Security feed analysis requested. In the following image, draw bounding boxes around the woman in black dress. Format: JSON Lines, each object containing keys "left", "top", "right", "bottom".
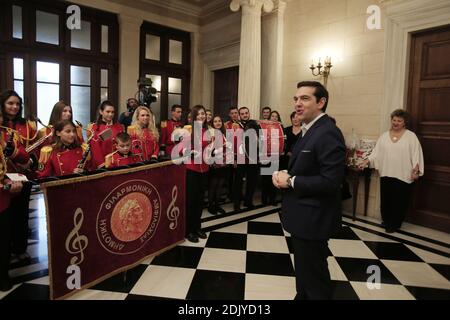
{"left": 281, "top": 111, "right": 302, "bottom": 169}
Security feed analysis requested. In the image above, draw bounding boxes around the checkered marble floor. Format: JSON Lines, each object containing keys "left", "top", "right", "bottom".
{"left": 1, "top": 192, "right": 449, "bottom": 300}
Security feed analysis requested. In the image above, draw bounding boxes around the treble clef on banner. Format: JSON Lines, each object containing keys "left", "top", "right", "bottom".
{"left": 167, "top": 186, "right": 180, "bottom": 230}
{"left": 65, "top": 208, "right": 89, "bottom": 265}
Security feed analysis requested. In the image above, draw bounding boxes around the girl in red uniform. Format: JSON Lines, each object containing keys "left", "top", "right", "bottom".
{"left": 207, "top": 115, "right": 229, "bottom": 215}
{"left": 31, "top": 101, "right": 84, "bottom": 163}
{"left": 87, "top": 100, "right": 124, "bottom": 168}
{"left": 36, "top": 101, "right": 84, "bottom": 146}
{"left": 0, "top": 90, "right": 34, "bottom": 261}
{"left": 38, "top": 120, "right": 92, "bottom": 178}
{"left": 127, "top": 106, "right": 159, "bottom": 162}
{"left": 0, "top": 110, "right": 23, "bottom": 291}
{"left": 185, "top": 105, "right": 212, "bottom": 243}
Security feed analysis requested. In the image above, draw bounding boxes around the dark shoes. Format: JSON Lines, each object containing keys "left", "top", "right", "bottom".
{"left": 186, "top": 233, "right": 199, "bottom": 243}
{"left": 0, "top": 276, "right": 12, "bottom": 292}
{"left": 243, "top": 202, "right": 255, "bottom": 210}
{"left": 208, "top": 206, "right": 218, "bottom": 215}
{"left": 18, "top": 252, "right": 31, "bottom": 262}
{"left": 208, "top": 204, "right": 225, "bottom": 215}
{"left": 385, "top": 227, "right": 397, "bottom": 233}
{"left": 216, "top": 206, "right": 226, "bottom": 215}
{"left": 196, "top": 230, "right": 207, "bottom": 239}
{"left": 186, "top": 230, "right": 207, "bottom": 242}
{"left": 10, "top": 252, "right": 31, "bottom": 264}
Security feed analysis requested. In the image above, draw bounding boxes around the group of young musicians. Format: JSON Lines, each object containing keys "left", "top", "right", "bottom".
{"left": 0, "top": 89, "right": 289, "bottom": 289}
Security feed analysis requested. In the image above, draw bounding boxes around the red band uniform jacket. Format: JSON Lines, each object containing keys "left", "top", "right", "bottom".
{"left": 0, "top": 145, "right": 10, "bottom": 212}
{"left": 37, "top": 144, "right": 92, "bottom": 178}
{"left": 104, "top": 151, "right": 142, "bottom": 169}
{"left": 87, "top": 122, "right": 124, "bottom": 168}
{"left": 160, "top": 119, "right": 183, "bottom": 157}
{"left": 127, "top": 125, "right": 159, "bottom": 161}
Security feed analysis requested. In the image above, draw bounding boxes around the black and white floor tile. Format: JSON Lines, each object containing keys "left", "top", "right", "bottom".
{"left": 1, "top": 192, "right": 449, "bottom": 300}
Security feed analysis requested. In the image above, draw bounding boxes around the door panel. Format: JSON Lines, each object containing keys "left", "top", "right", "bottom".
{"left": 213, "top": 66, "right": 239, "bottom": 121}
{"left": 407, "top": 25, "right": 450, "bottom": 232}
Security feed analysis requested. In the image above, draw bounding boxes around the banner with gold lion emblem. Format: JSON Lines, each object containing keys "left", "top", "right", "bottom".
{"left": 40, "top": 161, "right": 186, "bottom": 300}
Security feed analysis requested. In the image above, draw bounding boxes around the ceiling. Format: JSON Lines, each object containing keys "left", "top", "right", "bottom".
{"left": 140, "top": 0, "right": 229, "bottom": 15}
{"left": 107, "top": 0, "right": 233, "bottom": 25}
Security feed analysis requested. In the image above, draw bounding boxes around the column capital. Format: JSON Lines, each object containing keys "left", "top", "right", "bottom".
{"left": 277, "top": 0, "right": 287, "bottom": 14}
{"left": 230, "top": 0, "right": 274, "bottom": 13}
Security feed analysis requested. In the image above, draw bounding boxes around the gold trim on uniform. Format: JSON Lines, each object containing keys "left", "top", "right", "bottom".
{"left": 38, "top": 146, "right": 53, "bottom": 171}
{"left": 104, "top": 150, "right": 117, "bottom": 169}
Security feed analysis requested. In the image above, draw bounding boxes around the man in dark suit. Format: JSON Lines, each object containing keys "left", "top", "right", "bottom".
{"left": 233, "top": 107, "right": 260, "bottom": 211}
{"left": 273, "top": 81, "right": 345, "bottom": 300}
{"left": 118, "top": 98, "right": 139, "bottom": 130}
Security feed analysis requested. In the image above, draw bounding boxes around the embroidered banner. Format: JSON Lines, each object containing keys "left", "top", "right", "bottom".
{"left": 41, "top": 161, "right": 186, "bottom": 300}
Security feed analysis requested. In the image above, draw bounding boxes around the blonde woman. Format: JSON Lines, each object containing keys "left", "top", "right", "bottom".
{"left": 127, "top": 106, "right": 159, "bottom": 162}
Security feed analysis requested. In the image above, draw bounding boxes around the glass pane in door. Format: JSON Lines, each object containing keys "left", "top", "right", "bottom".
{"left": 169, "top": 40, "right": 182, "bottom": 64}
{"left": 101, "top": 25, "right": 109, "bottom": 53}
{"left": 71, "top": 86, "right": 91, "bottom": 129}
{"left": 101, "top": 69, "right": 108, "bottom": 87}
{"left": 36, "top": 61, "right": 59, "bottom": 83}
{"left": 71, "top": 20, "right": 91, "bottom": 50}
{"left": 12, "top": 6, "right": 23, "bottom": 39}
{"left": 168, "top": 77, "right": 182, "bottom": 93}
{"left": 36, "top": 11, "right": 59, "bottom": 45}
{"left": 70, "top": 65, "right": 91, "bottom": 86}
{"left": 13, "top": 58, "right": 24, "bottom": 79}
{"left": 37, "top": 83, "right": 60, "bottom": 125}
{"left": 145, "top": 35, "right": 160, "bottom": 60}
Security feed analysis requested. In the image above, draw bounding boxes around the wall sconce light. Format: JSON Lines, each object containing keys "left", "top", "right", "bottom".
{"left": 310, "top": 56, "right": 332, "bottom": 88}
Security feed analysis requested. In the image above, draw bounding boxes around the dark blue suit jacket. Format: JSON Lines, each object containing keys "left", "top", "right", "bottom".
{"left": 281, "top": 114, "right": 346, "bottom": 240}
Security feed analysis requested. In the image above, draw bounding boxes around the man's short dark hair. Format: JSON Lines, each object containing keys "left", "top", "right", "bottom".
{"left": 171, "top": 104, "right": 182, "bottom": 112}
{"left": 229, "top": 106, "right": 238, "bottom": 112}
{"left": 297, "top": 81, "right": 329, "bottom": 112}
{"left": 262, "top": 106, "right": 271, "bottom": 112}
{"left": 238, "top": 107, "right": 249, "bottom": 113}
{"left": 116, "top": 132, "right": 131, "bottom": 143}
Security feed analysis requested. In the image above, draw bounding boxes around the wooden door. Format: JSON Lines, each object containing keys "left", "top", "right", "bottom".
{"left": 407, "top": 25, "right": 450, "bottom": 233}
{"left": 213, "top": 66, "right": 238, "bottom": 120}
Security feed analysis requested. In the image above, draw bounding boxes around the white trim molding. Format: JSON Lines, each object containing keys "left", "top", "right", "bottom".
{"left": 381, "top": 0, "right": 450, "bottom": 132}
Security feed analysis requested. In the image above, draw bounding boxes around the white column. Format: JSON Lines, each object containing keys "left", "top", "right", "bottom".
{"left": 190, "top": 32, "right": 205, "bottom": 107}
{"left": 261, "top": 0, "right": 286, "bottom": 110}
{"left": 230, "top": 0, "right": 274, "bottom": 119}
{"left": 274, "top": 1, "right": 286, "bottom": 109}
{"left": 118, "top": 14, "right": 142, "bottom": 113}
